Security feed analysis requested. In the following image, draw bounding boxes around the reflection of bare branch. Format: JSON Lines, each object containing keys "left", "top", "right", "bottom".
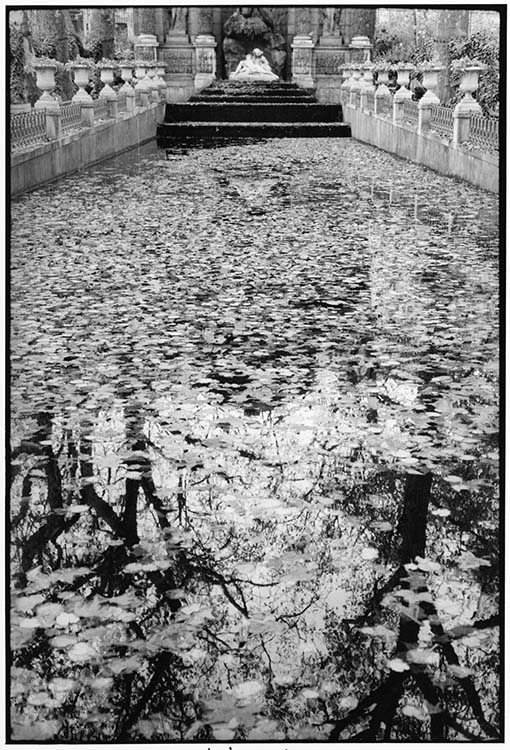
{"left": 276, "top": 595, "right": 318, "bottom": 622}
{"left": 447, "top": 719, "right": 483, "bottom": 741}
{"left": 260, "top": 635, "right": 273, "bottom": 688}
{"left": 12, "top": 474, "right": 32, "bottom": 527}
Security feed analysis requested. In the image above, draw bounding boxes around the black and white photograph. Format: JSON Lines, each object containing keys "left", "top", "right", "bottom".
{"left": 7, "top": 2, "right": 502, "bottom": 743}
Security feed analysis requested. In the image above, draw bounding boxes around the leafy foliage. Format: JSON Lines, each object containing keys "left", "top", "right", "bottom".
{"left": 9, "top": 23, "right": 27, "bottom": 104}
{"left": 448, "top": 30, "right": 500, "bottom": 114}
{"left": 10, "top": 138, "right": 499, "bottom": 741}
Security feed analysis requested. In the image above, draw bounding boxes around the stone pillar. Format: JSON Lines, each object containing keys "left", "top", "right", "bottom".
{"left": 194, "top": 34, "right": 217, "bottom": 91}
{"left": 134, "top": 33, "right": 158, "bottom": 62}
{"left": 197, "top": 7, "right": 214, "bottom": 36}
{"left": 375, "top": 86, "right": 391, "bottom": 117}
{"left": 417, "top": 77, "right": 441, "bottom": 135}
{"left": 292, "top": 36, "right": 315, "bottom": 88}
{"left": 393, "top": 96, "right": 404, "bottom": 124}
{"left": 154, "top": 9, "right": 166, "bottom": 43}
{"left": 80, "top": 100, "right": 94, "bottom": 127}
{"left": 453, "top": 100, "right": 480, "bottom": 147}
{"left": 418, "top": 99, "right": 434, "bottom": 134}
{"left": 349, "top": 66, "right": 362, "bottom": 106}
{"left": 349, "top": 35, "right": 372, "bottom": 65}
{"left": 106, "top": 96, "right": 118, "bottom": 119}
{"left": 360, "top": 64, "right": 375, "bottom": 111}
{"left": 139, "top": 8, "right": 156, "bottom": 35}
{"left": 44, "top": 103, "right": 61, "bottom": 140}
{"left": 134, "top": 63, "right": 150, "bottom": 107}
{"left": 188, "top": 7, "right": 201, "bottom": 40}
{"left": 295, "top": 6, "right": 312, "bottom": 36}
{"left": 159, "top": 8, "right": 194, "bottom": 103}
{"left": 344, "top": 8, "right": 376, "bottom": 45}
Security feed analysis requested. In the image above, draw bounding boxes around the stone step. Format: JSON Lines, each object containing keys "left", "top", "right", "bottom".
{"left": 189, "top": 94, "right": 316, "bottom": 103}
{"left": 157, "top": 121, "right": 352, "bottom": 143}
{"left": 198, "top": 87, "right": 315, "bottom": 98}
{"left": 164, "top": 102, "right": 344, "bottom": 124}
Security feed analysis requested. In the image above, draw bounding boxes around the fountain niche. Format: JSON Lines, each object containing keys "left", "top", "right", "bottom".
{"left": 222, "top": 7, "right": 287, "bottom": 79}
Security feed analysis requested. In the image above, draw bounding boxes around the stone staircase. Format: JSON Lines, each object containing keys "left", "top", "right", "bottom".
{"left": 156, "top": 81, "right": 351, "bottom": 143}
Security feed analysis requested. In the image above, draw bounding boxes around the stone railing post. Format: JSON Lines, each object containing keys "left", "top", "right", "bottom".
{"left": 417, "top": 70, "right": 442, "bottom": 135}
{"left": 44, "top": 102, "right": 61, "bottom": 140}
{"left": 349, "top": 67, "right": 362, "bottom": 107}
{"left": 374, "top": 88, "right": 390, "bottom": 116}
{"left": 119, "top": 66, "right": 136, "bottom": 113}
{"left": 360, "top": 63, "right": 375, "bottom": 111}
{"left": 418, "top": 99, "right": 434, "bottom": 134}
{"left": 134, "top": 65, "right": 150, "bottom": 108}
{"left": 194, "top": 34, "right": 217, "bottom": 91}
{"left": 98, "top": 88, "right": 118, "bottom": 118}
{"left": 453, "top": 105, "right": 473, "bottom": 148}
{"left": 393, "top": 69, "right": 412, "bottom": 124}
{"left": 79, "top": 100, "right": 95, "bottom": 127}
{"left": 340, "top": 68, "right": 351, "bottom": 106}
{"left": 291, "top": 35, "right": 315, "bottom": 89}
{"left": 393, "top": 96, "right": 404, "bottom": 124}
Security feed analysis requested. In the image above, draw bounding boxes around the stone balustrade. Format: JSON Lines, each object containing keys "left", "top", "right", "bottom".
{"left": 10, "top": 56, "right": 168, "bottom": 154}
{"left": 342, "top": 62, "right": 498, "bottom": 156}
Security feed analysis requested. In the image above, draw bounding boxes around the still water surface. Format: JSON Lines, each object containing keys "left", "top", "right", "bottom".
{"left": 10, "top": 138, "right": 499, "bottom": 741}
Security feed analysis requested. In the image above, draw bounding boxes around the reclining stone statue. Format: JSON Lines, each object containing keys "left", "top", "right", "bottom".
{"left": 229, "top": 48, "right": 279, "bottom": 81}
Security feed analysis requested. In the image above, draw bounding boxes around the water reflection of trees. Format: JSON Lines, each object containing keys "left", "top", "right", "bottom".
{"left": 11, "top": 140, "right": 499, "bottom": 741}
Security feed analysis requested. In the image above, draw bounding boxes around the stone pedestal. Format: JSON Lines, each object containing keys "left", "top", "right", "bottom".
{"left": 158, "top": 43, "right": 194, "bottom": 102}
{"left": 349, "top": 35, "right": 372, "bottom": 64}
{"left": 418, "top": 99, "right": 434, "bottom": 134}
{"left": 194, "top": 33, "right": 217, "bottom": 91}
{"left": 44, "top": 105, "right": 61, "bottom": 140}
{"left": 134, "top": 33, "right": 158, "bottom": 62}
{"left": 291, "top": 35, "right": 315, "bottom": 88}
{"left": 453, "top": 99, "right": 480, "bottom": 147}
{"left": 79, "top": 100, "right": 94, "bottom": 127}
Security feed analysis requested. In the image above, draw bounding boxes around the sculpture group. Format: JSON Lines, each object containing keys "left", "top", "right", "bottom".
{"left": 230, "top": 48, "right": 279, "bottom": 81}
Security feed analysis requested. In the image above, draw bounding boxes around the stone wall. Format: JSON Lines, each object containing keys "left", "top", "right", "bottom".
{"left": 11, "top": 103, "right": 165, "bottom": 196}
{"left": 344, "top": 104, "right": 498, "bottom": 193}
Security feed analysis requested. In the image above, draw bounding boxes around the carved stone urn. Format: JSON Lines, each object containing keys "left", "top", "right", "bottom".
{"left": 33, "top": 61, "right": 59, "bottom": 110}
{"left": 459, "top": 66, "right": 483, "bottom": 98}
{"left": 99, "top": 65, "right": 116, "bottom": 99}
{"left": 421, "top": 66, "right": 443, "bottom": 105}
{"left": 71, "top": 64, "right": 92, "bottom": 102}
{"left": 394, "top": 66, "right": 413, "bottom": 100}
